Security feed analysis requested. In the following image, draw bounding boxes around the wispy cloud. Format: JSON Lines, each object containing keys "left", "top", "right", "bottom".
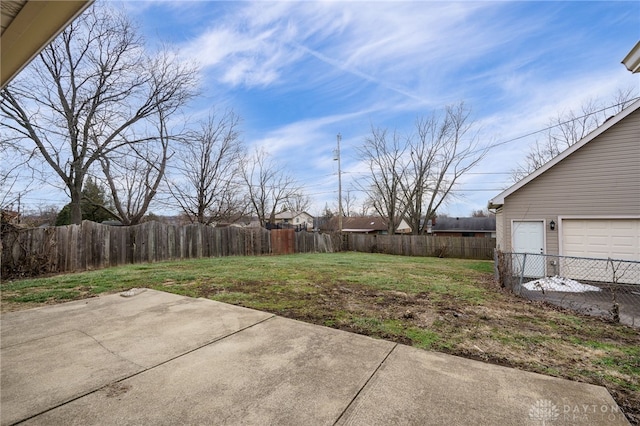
{"left": 250, "top": 107, "right": 383, "bottom": 156}
{"left": 128, "top": 1, "right": 640, "bottom": 215}
{"left": 178, "top": 1, "right": 507, "bottom": 95}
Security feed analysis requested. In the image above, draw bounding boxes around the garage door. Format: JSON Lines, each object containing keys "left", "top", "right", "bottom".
{"left": 561, "top": 219, "right": 639, "bottom": 283}
{"left": 562, "top": 219, "right": 640, "bottom": 261}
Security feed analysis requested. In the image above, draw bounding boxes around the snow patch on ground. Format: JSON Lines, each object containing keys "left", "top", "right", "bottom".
{"left": 523, "top": 276, "right": 601, "bottom": 293}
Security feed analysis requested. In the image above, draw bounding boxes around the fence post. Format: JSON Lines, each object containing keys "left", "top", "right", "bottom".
{"left": 519, "top": 253, "right": 527, "bottom": 289}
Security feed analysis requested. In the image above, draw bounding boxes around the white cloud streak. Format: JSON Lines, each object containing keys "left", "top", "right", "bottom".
{"left": 116, "top": 1, "right": 640, "bottom": 215}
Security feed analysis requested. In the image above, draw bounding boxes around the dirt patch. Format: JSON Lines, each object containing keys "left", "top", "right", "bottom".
{"left": 101, "top": 382, "right": 131, "bottom": 398}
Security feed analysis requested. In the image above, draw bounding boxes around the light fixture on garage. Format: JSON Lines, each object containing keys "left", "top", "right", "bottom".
{"left": 550, "top": 220, "right": 556, "bottom": 231}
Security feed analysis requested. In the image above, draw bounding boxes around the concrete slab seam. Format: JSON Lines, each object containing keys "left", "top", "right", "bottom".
{"left": 0, "top": 329, "right": 81, "bottom": 350}
{"left": 77, "top": 329, "right": 146, "bottom": 369}
{"left": 332, "top": 343, "right": 398, "bottom": 426}
{"left": 7, "top": 369, "right": 139, "bottom": 426}
{"left": 9, "top": 314, "right": 277, "bottom": 426}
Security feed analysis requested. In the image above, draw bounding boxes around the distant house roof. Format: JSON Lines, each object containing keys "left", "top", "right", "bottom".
{"left": 319, "top": 216, "right": 410, "bottom": 233}
{"left": 488, "top": 99, "right": 640, "bottom": 209}
{"left": 341, "top": 216, "right": 388, "bottom": 233}
{"left": 274, "top": 211, "right": 311, "bottom": 220}
{"left": 432, "top": 217, "right": 496, "bottom": 233}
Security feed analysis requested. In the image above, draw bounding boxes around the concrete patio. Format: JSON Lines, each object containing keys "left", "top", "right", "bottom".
{"left": 0, "top": 289, "right": 629, "bottom": 425}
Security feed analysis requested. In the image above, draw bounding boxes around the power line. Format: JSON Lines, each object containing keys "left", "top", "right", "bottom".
{"left": 478, "top": 97, "right": 640, "bottom": 153}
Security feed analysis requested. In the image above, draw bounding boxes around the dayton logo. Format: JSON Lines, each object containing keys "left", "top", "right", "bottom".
{"left": 529, "top": 399, "right": 559, "bottom": 425}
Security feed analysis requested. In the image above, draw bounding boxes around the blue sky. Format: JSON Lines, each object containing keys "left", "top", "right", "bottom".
{"left": 15, "top": 1, "right": 640, "bottom": 217}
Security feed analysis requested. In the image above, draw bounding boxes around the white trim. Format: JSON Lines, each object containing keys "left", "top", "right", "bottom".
{"left": 558, "top": 216, "right": 640, "bottom": 257}
{"left": 488, "top": 99, "right": 640, "bottom": 209}
{"left": 622, "top": 41, "right": 640, "bottom": 73}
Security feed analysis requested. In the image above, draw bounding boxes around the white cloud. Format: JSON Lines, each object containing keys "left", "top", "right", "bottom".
{"left": 21, "top": 1, "right": 637, "bottom": 218}
{"left": 250, "top": 107, "right": 382, "bottom": 155}
{"left": 177, "top": 1, "right": 509, "bottom": 94}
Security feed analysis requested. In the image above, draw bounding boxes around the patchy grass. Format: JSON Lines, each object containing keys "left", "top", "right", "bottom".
{"left": 1, "top": 252, "right": 639, "bottom": 423}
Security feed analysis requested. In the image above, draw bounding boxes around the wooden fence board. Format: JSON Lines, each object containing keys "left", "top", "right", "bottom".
{"left": 1, "top": 222, "right": 335, "bottom": 278}
{"left": 344, "top": 233, "right": 494, "bottom": 260}
{"left": 2, "top": 221, "right": 490, "bottom": 279}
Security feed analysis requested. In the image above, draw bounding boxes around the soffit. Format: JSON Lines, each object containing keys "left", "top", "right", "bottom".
{"left": 1, "top": 0, "right": 92, "bottom": 88}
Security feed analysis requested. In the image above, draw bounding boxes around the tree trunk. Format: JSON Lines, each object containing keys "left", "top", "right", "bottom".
{"left": 69, "top": 187, "right": 83, "bottom": 225}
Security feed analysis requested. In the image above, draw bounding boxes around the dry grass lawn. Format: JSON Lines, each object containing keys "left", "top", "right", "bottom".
{"left": 2, "top": 252, "right": 638, "bottom": 423}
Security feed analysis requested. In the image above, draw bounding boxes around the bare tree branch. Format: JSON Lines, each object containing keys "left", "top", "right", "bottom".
{"left": 357, "top": 102, "right": 485, "bottom": 235}
{"left": 240, "top": 147, "right": 300, "bottom": 227}
{"left": 284, "top": 192, "right": 312, "bottom": 214}
{"left": 0, "top": 4, "right": 198, "bottom": 224}
{"left": 168, "top": 109, "right": 246, "bottom": 225}
{"left": 355, "top": 126, "right": 408, "bottom": 234}
{"left": 511, "top": 89, "right": 638, "bottom": 182}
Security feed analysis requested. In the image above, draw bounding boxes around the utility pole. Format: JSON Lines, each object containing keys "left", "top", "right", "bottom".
{"left": 335, "top": 133, "right": 343, "bottom": 233}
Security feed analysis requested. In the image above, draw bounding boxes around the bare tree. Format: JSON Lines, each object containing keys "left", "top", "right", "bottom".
{"left": 284, "top": 192, "right": 312, "bottom": 213}
{"left": 357, "top": 204, "right": 370, "bottom": 216}
{"left": 338, "top": 189, "right": 358, "bottom": 217}
{"left": 402, "top": 103, "right": 485, "bottom": 234}
{"left": 357, "top": 102, "right": 485, "bottom": 235}
{"left": 471, "top": 209, "right": 491, "bottom": 217}
{"left": 512, "top": 88, "right": 638, "bottom": 181}
{"left": 0, "top": 140, "right": 33, "bottom": 209}
{"left": 98, "top": 121, "right": 169, "bottom": 225}
{"left": 0, "top": 5, "right": 198, "bottom": 224}
{"left": 356, "top": 127, "right": 408, "bottom": 234}
{"left": 20, "top": 204, "right": 59, "bottom": 227}
{"left": 241, "top": 147, "right": 300, "bottom": 227}
{"left": 168, "top": 109, "right": 245, "bottom": 225}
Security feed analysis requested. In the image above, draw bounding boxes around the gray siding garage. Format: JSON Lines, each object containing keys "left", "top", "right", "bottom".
{"left": 489, "top": 100, "right": 640, "bottom": 261}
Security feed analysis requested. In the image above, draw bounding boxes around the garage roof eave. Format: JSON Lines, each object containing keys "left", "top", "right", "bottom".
{"left": 1, "top": 0, "right": 94, "bottom": 88}
{"left": 622, "top": 41, "right": 640, "bottom": 74}
{"left": 487, "top": 99, "right": 640, "bottom": 211}
{"left": 488, "top": 199, "right": 503, "bottom": 210}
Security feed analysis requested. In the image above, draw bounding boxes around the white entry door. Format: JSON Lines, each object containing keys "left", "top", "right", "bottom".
{"left": 512, "top": 221, "right": 545, "bottom": 277}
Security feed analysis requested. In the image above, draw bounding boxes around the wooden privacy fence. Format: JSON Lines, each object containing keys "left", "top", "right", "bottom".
{"left": 344, "top": 233, "right": 495, "bottom": 260}
{"left": 1, "top": 221, "right": 335, "bottom": 278}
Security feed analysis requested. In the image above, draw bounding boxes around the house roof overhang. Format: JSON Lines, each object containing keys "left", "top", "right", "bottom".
{"left": 622, "top": 41, "right": 640, "bottom": 74}
{"left": 488, "top": 99, "right": 640, "bottom": 210}
{"left": 1, "top": 0, "right": 93, "bottom": 88}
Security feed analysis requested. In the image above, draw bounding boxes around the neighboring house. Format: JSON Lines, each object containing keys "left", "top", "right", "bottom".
{"left": 431, "top": 217, "right": 496, "bottom": 238}
{"left": 273, "top": 211, "right": 314, "bottom": 231}
{"left": 339, "top": 216, "right": 412, "bottom": 235}
{"left": 488, "top": 99, "right": 640, "bottom": 262}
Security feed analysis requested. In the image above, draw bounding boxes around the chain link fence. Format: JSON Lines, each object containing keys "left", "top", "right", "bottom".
{"left": 495, "top": 251, "right": 640, "bottom": 328}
